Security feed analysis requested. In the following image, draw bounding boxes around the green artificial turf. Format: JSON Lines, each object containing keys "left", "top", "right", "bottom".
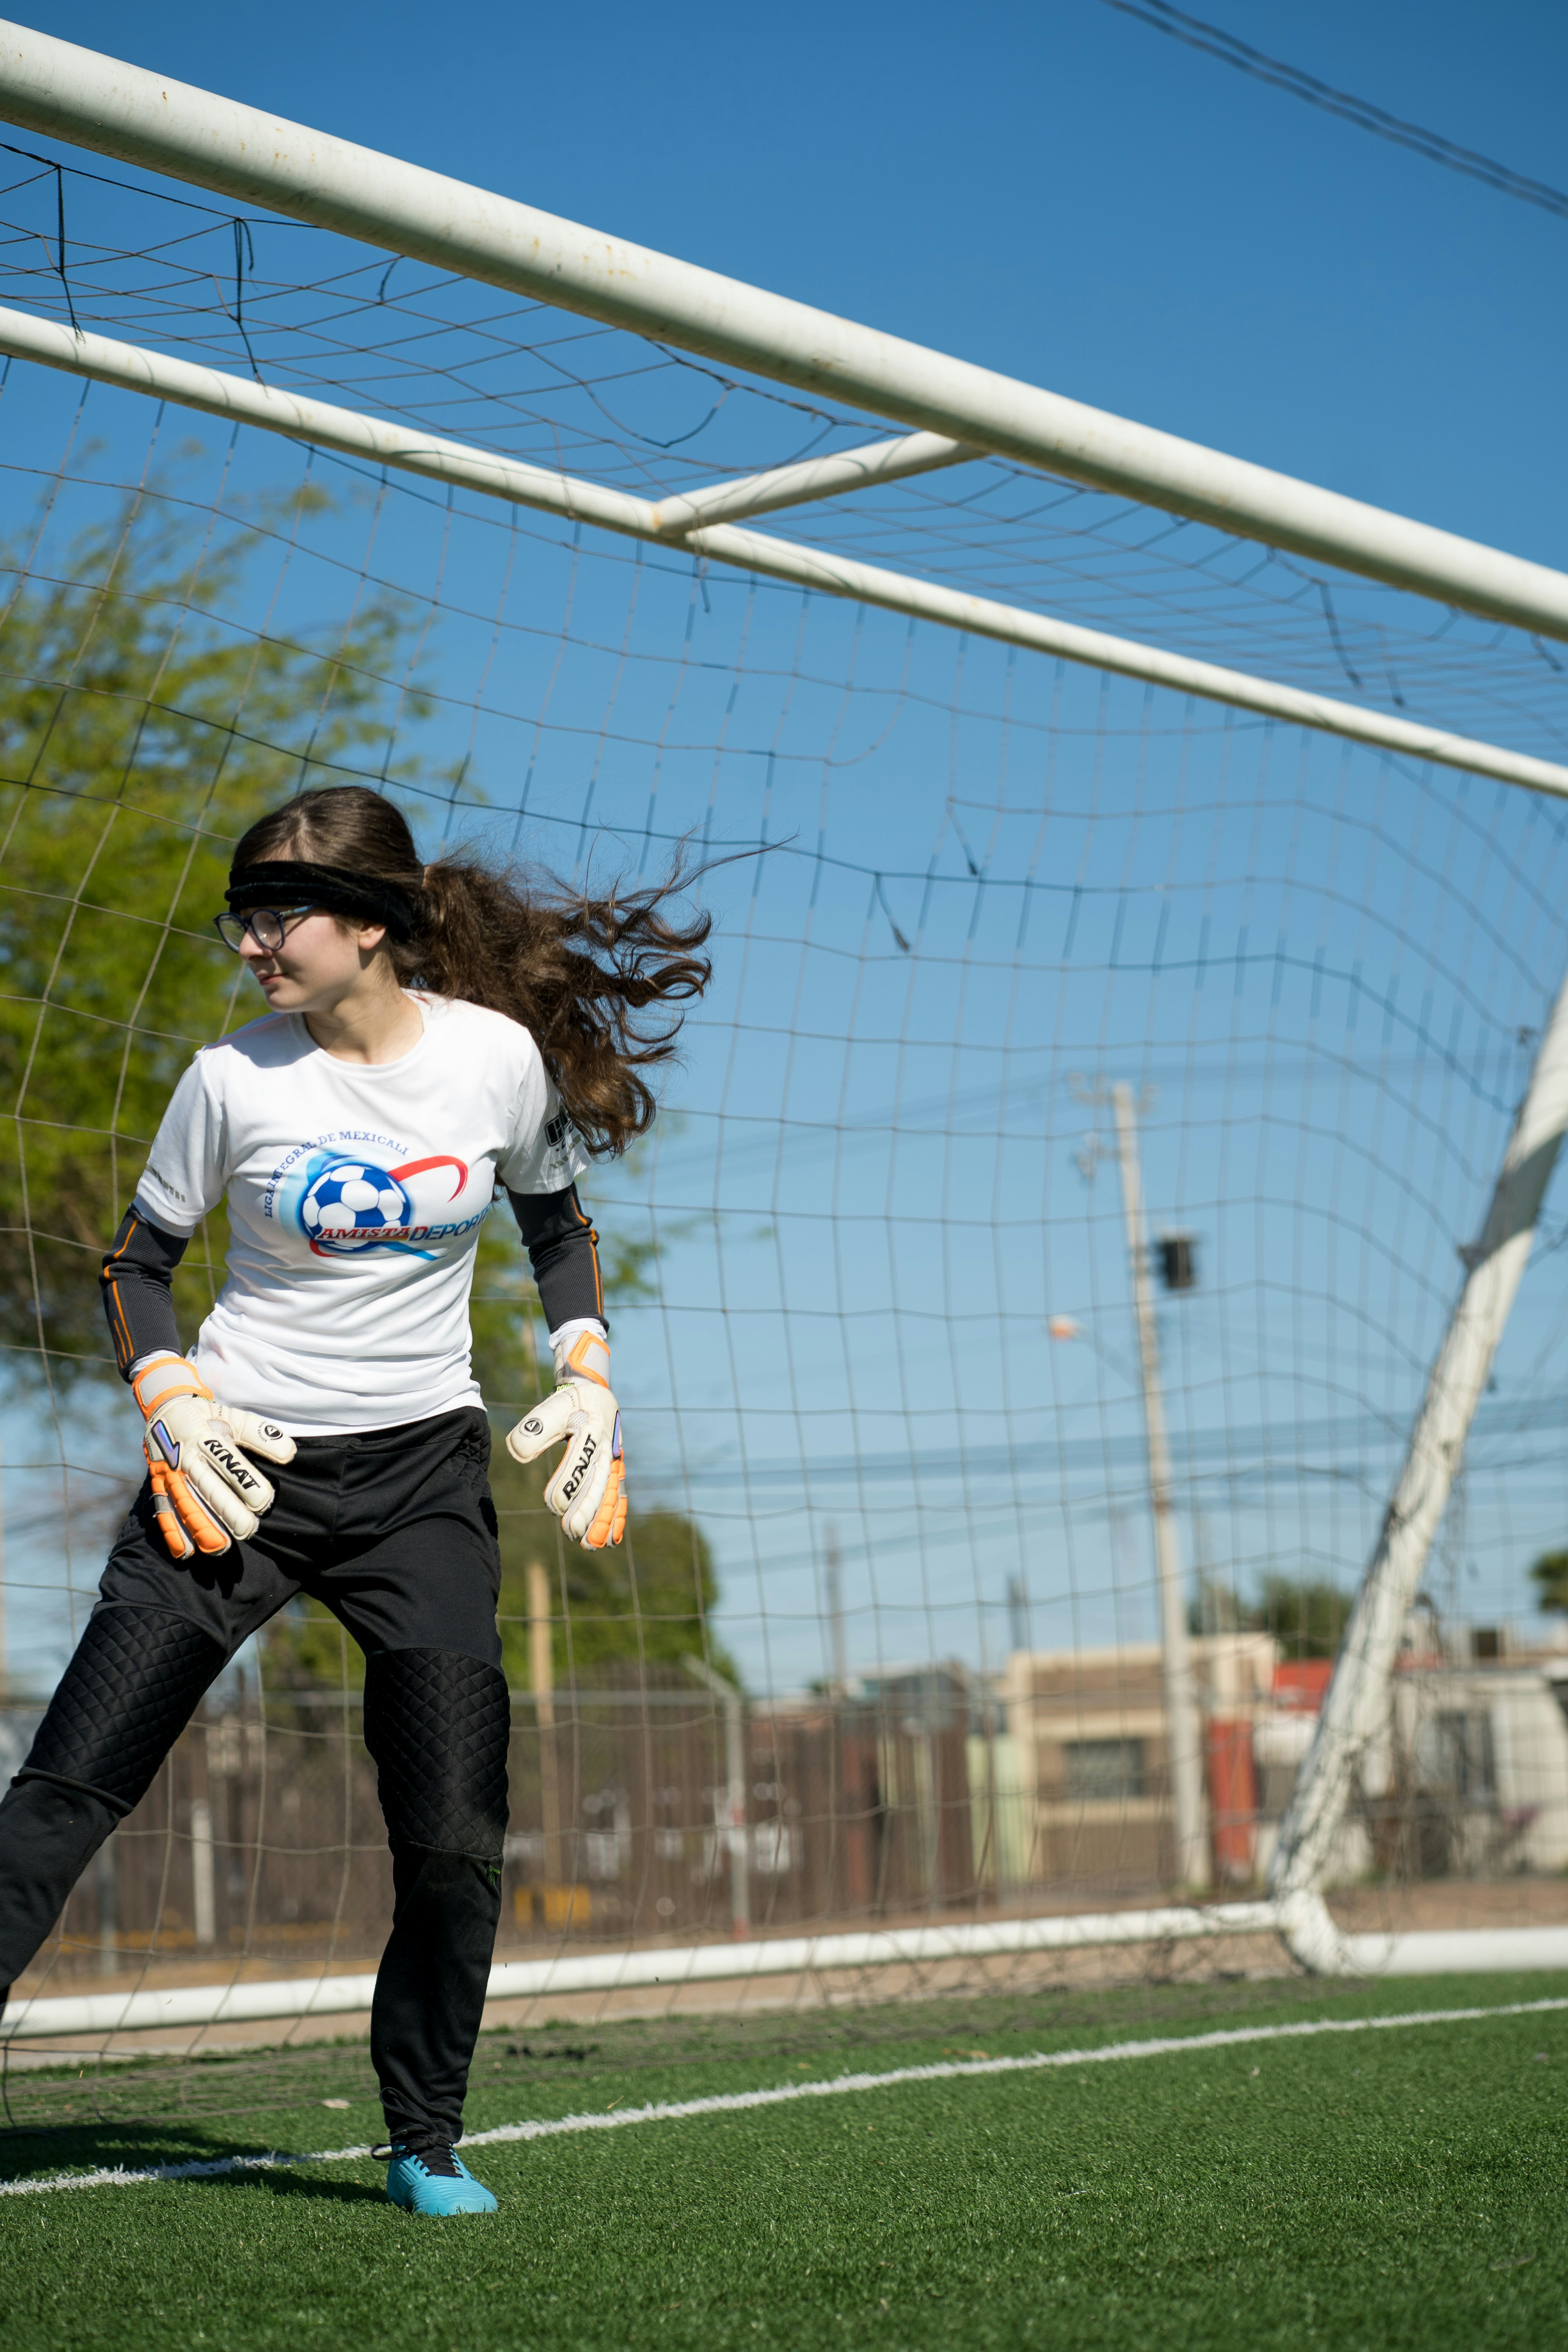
{"left": 1, "top": 1972, "right": 1565, "bottom": 2350}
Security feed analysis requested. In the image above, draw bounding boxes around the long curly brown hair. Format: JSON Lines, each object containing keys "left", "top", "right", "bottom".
{"left": 232, "top": 786, "right": 712, "bottom": 1156}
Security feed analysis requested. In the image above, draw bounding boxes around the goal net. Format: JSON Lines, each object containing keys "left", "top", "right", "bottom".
{"left": 2, "top": 129, "right": 1568, "bottom": 2094}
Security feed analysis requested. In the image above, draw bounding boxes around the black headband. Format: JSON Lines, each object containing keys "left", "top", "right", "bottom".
{"left": 225, "top": 860, "right": 421, "bottom": 944}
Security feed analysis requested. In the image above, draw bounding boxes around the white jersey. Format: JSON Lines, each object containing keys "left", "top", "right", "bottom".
{"left": 134, "top": 992, "right": 586, "bottom": 1434}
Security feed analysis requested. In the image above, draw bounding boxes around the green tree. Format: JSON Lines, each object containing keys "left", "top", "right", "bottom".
{"left": 1530, "top": 1550, "right": 1568, "bottom": 1614}
{"left": 1187, "top": 1574, "right": 1239, "bottom": 1637}
{"left": 1242, "top": 1573, "right": 1354, "bottom": 1661}
{"left": 0, "top": 480, "right": 427, "bottom": 1385}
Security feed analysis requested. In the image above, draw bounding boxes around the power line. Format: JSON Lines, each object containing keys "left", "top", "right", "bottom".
{"left": 1100, "top": 0, "right": 1568, "bottom": 224}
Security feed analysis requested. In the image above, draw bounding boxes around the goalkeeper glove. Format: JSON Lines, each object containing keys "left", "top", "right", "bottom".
{"left": 132, "top": 1353, "right": 296, "bottom": 1561}
{"left": 505, "top": 1329, "right": 626, "bottom": 1549}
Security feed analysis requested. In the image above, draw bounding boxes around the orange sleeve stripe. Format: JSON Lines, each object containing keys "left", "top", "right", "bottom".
{"left": 107, "top": 1281, "right": 133, "bottom": 1370}
{"left": 105, "top": 1213, "right": 142, "bottom": 1368}
{"left": 568, "top": 1192, "right": 605, "bottom": 1317}
{"left": 105, "top": 1214, "right": 143, "bottom": 1265}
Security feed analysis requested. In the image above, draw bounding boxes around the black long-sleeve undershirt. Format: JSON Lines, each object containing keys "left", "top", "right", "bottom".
{"left": 100, "top": 1185, "right": 606, "bottom": 1381}
{"left": 507, "top": 1183, "right": 606, "bottom": 1334}
{"left": 101, "top": 1203, "right": 186, "bottom": 1377}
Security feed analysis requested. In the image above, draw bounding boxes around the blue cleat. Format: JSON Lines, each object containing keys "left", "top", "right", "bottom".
{"left": 385, "top": 2137, "right": 498, "bottom": 2216}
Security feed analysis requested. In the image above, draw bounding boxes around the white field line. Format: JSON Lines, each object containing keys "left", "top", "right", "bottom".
{"left": 4, "top": 1994, "right": 1565, "bottom": 2201}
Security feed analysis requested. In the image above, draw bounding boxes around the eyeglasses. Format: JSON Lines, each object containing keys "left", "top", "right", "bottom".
{"left": 212, "top": 905, "right": 318, "bottom": 955}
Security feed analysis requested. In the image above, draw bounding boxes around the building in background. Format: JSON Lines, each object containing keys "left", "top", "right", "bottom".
{"left": 998, "top": 1635, "right": 1277, "bottom": 1893}
{"left": 999, "top": 1622, "right": 1568, "bottom": 1893}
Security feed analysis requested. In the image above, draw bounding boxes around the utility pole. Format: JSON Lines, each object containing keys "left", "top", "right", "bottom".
{"left": 1109, "top": 1083, "right": 1210, "bottom": 1892}
{"left": 824, "top": 1524, "right": 848, "bottom": 1696}
{"left": 527, "top": 1561, "right": 560, "bottom": 1879}
{"left": 686, "top": 1654, "right": 750, "bottom": 1938}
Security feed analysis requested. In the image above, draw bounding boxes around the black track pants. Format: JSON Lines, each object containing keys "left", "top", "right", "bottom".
{"left": 0, "top": 1407, "right": 511, "bottom": 2145}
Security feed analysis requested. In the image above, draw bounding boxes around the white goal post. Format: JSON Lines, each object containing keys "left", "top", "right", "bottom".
{"left": 2, "top": 23, "right": 1568, "bottom": 2042}
{"left": 1269, "top": 963, "right": 1568, "bottom": 1969}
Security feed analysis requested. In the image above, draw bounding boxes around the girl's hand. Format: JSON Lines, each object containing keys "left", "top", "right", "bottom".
{"left": 506, "top": 1330, "right": 626, "bottom": 1549}
{"left": 132, "top": 1353, "right": 296, "bottom": 1560}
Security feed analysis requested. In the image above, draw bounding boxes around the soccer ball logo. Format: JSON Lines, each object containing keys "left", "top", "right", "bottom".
{"left": 300, "top": 1160, "right": 411, "bottom": 1255}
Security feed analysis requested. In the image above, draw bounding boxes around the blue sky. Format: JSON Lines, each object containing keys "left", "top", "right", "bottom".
{"left": 6, "top": 2, "right": 1568, "bottom": 1694}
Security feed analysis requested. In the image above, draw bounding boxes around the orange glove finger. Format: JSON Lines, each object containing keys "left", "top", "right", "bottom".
{"left": 148, "top": 1462, "right": 196, "bottom": 1562}
{"left": 148, "top": 1453, "right": 231, "bottom": 1558}
{"left": 134, "top": 1352, "right": 288, "bottom": 1547}
{"left": 583, "top": 1456, "right": 625, "bottom": 1550}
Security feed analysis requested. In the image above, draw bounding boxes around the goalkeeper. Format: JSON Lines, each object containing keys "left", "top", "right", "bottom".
{"left": 0, "top": 784, "right": 710, "bottom": 2217}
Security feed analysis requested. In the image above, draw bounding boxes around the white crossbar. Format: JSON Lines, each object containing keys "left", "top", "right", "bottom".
{"left": 0, "top": 302, "right": 1563, "bottom": 802}
{"left": 4, "top": 24, "right": 1568, "bottom": 639}
{"left": 1, "top": 1903, "right": 1285, "bottom": 2038}
{"left": 648, "top": 433, "right": 976, "bottom": 534}
{"left": 8, "top": 1904, "right": 1568, "bottom": 2040}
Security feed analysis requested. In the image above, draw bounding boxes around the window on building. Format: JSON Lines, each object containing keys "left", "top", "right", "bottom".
{"left": 1436, "top": 1711, "right": 1496, "bottom": 1802}
{"left": 1064, "top": 1737, "right": 1146, "bottom": 1802}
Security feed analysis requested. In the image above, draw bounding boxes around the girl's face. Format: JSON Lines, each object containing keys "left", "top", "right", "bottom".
{"left": 237, "top": 906, "right": 392, "bottom": 1014}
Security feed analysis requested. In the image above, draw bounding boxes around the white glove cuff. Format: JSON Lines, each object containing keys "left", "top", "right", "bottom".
{"left": 551, "top": 1322, "right": 610, "bottom": 1386}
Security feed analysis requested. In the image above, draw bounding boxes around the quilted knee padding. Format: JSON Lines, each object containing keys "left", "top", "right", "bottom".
{"left": 19, "top": 1606, "right": 225, "bottom": 1814}
{"left": 363, "top": 1648, "right": 510, "bottom": 1861}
